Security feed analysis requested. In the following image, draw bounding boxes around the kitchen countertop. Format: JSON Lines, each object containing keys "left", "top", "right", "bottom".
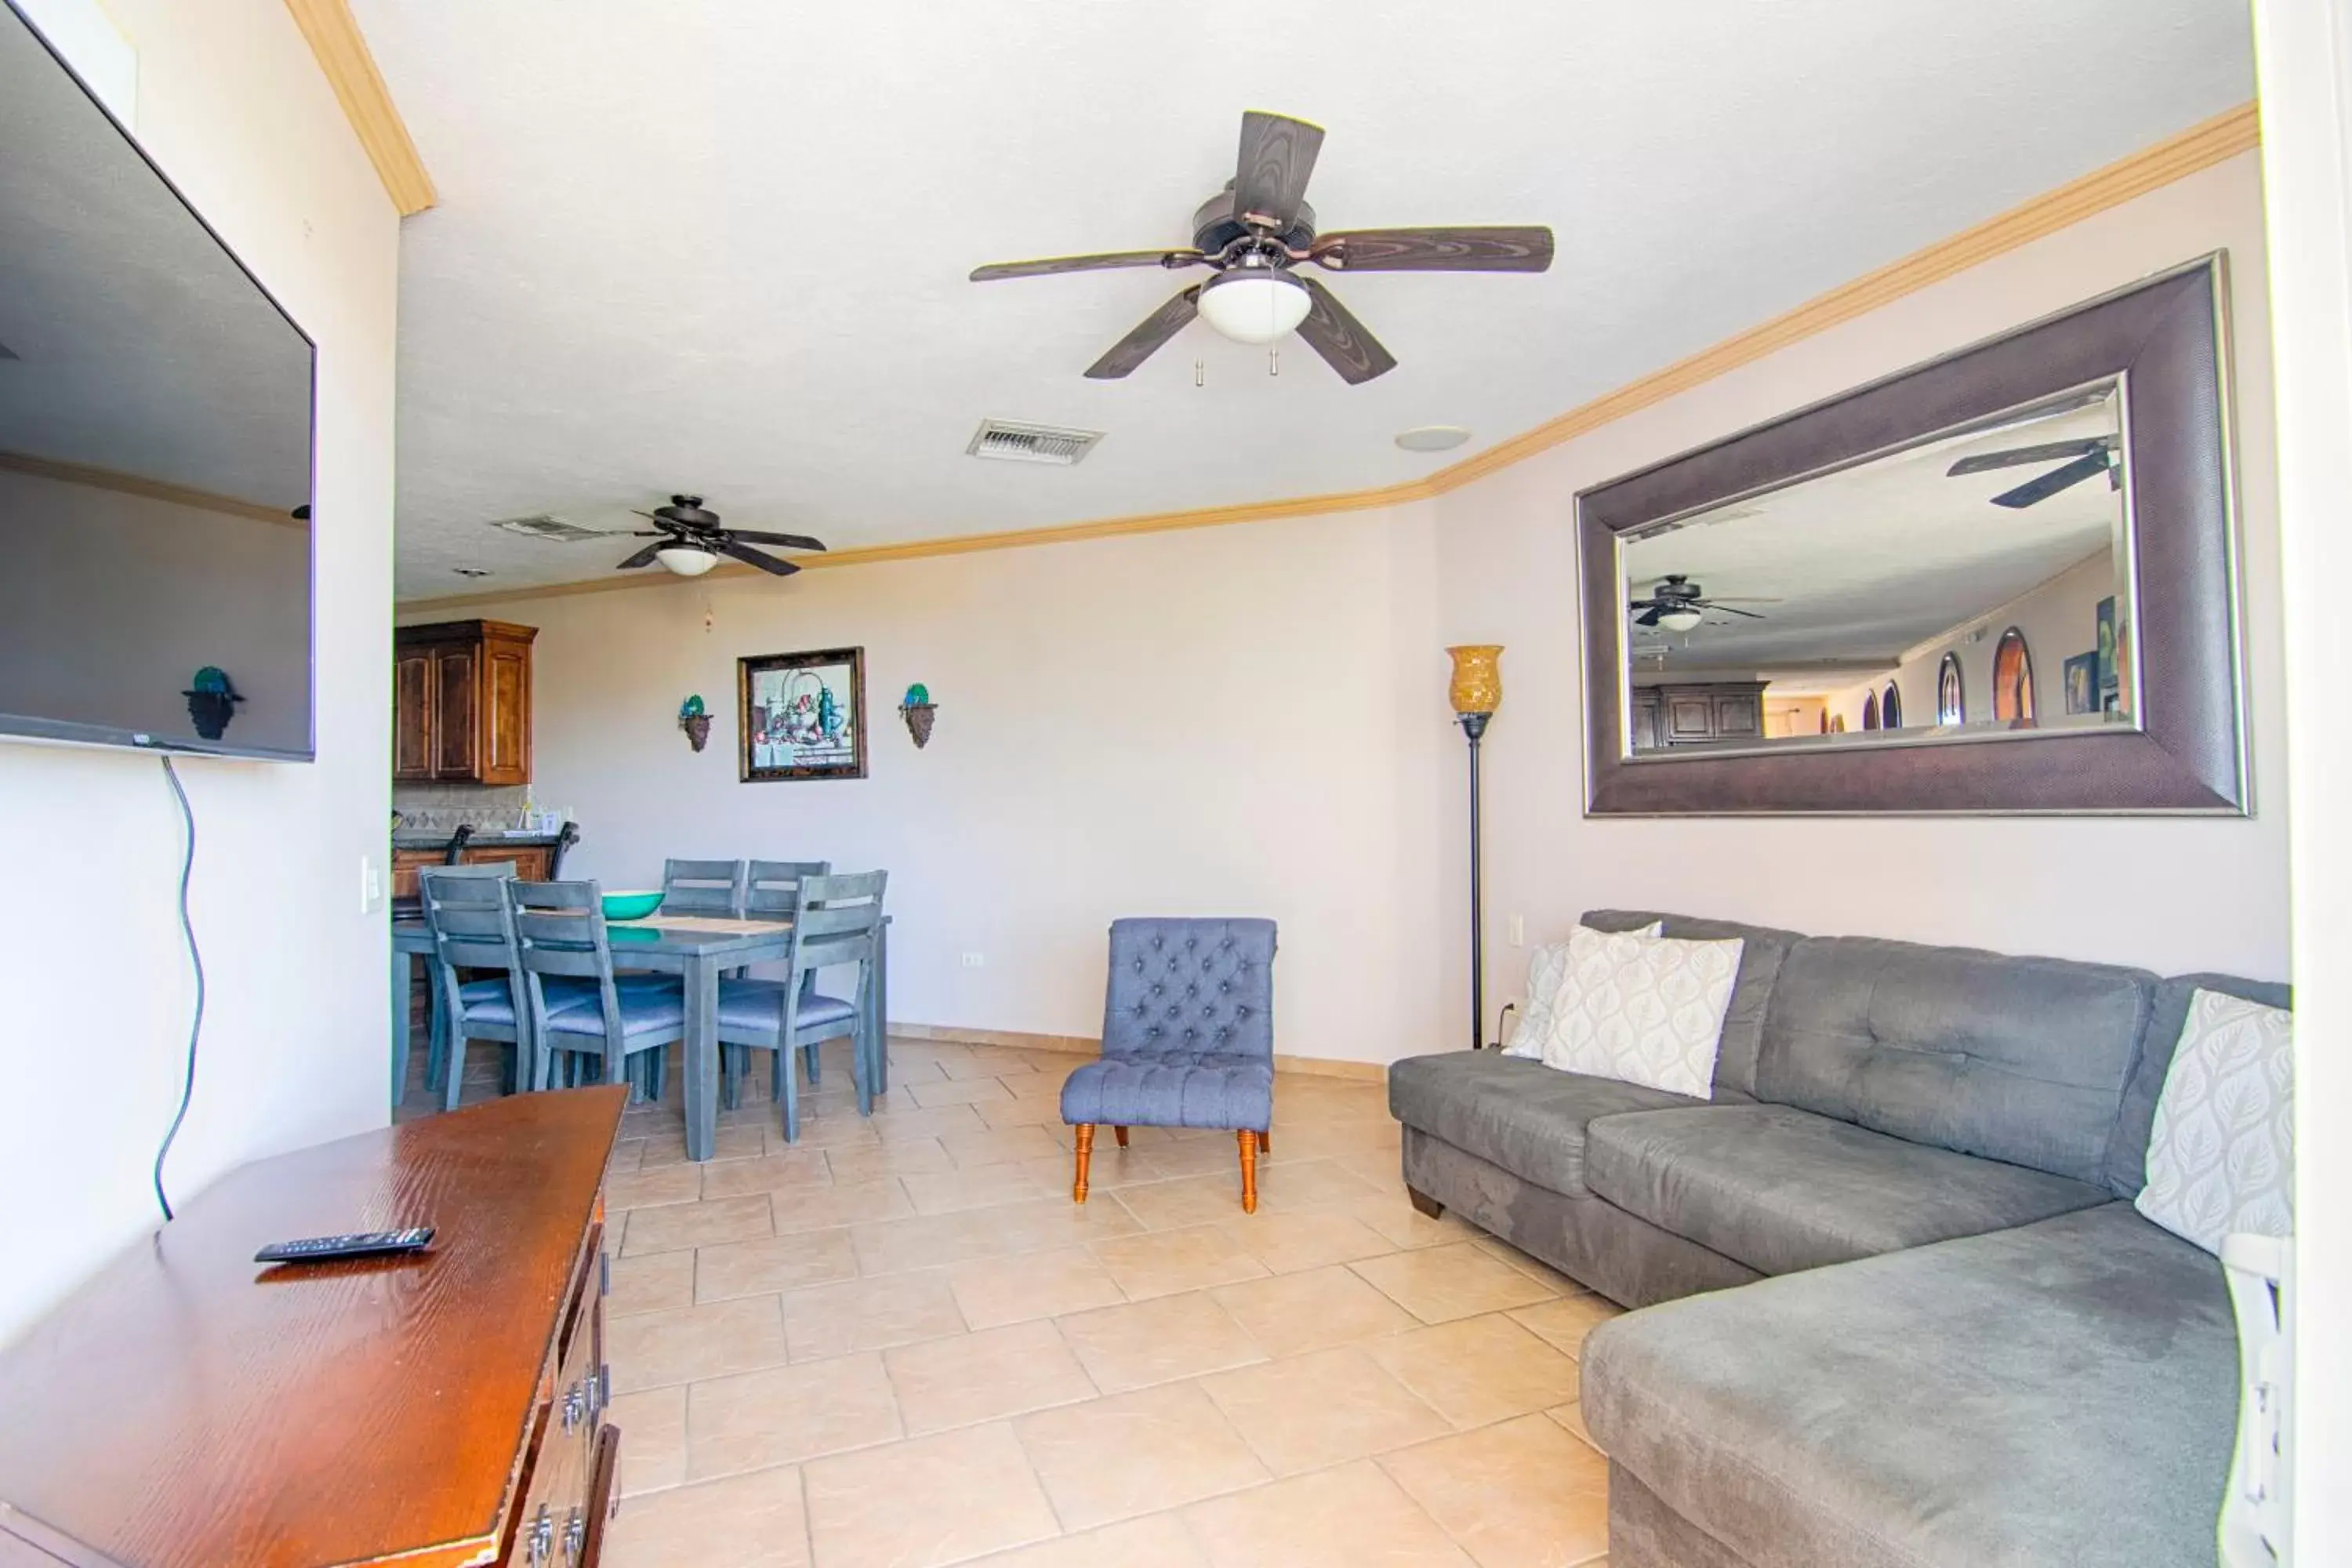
{"left": 391, "top": 829, "right": 571, "bottom": 850}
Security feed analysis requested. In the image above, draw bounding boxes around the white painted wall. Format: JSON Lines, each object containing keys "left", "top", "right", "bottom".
{"left": 0, "top": 2, "right": 398, "bottom": 1342}
{"left": 2249, "top": 0, "right": 2352, "bottom": 1552}
{"left": 413, "top": 506, "right": 1451, "bottom": 1065}
{"left": 1437, "top": 154, "right": 2288, "bottom": 1042}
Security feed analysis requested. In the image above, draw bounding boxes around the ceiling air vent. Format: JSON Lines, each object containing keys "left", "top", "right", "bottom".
{"left": 966, "top": 419, "right": 1104, "bottom": 466}
{"left": 488, "top": 513, "right": 612, "bottom": 543}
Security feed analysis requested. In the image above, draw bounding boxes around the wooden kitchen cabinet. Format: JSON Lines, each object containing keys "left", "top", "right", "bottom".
{"left": 1629, "top": 681, "right": 1769, "bottom": 751}
{"left": 394, "top": 619, "right": 536, "bottom": 786}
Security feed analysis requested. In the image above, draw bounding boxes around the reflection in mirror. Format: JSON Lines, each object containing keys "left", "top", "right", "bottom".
{"left": 1620, "top": 382, "right": 2131, "bottom": 757}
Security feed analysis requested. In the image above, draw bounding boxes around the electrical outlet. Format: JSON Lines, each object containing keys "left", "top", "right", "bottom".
{"left": 1508, "top": 914, "right": 1525, "bottom": 947}
{"left": 360, "top": 856, "right": 383, "bottom": 914}
{"left": 961, "top": 952, "right": 985, "bottom": 969}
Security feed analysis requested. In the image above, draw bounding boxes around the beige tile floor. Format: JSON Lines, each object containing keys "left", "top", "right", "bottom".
{"left": 400, "top": 1035, "right": 1618, "bottom": 1568}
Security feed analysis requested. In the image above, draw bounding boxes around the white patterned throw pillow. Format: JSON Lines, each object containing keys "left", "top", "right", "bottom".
{"left": 1540, "top": 926, "right": 1742, "bottom": 1098}
{"left": 2136, "top": 989, "right": 2294, "bottom": 1256}
{"left": 1501, "top": 923, "right": 1660, "bottom": 1058}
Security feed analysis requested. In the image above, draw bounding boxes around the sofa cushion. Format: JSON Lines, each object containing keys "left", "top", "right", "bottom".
{"left": 1755, "top": 935, "right": 2155, "bottom": 1184}
{"left": 2103, "top": 970, "right": 2293, "bottom": 1199}
{"left": 1583, "top": 910, "right": 1802, "bottom": 1100}
{"left": 1387, "top": 1052, "right": 1701, "bottom": 1198}
{"left": 1584, "top": 1104, "right": 2111, "bottom": 1275}
{"left": 1580, "top": 1202, "right": 2236, "bottom": 1568}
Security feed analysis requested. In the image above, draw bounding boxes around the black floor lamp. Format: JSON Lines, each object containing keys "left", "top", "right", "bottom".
{"left": 1446, "top": 645, "right": 1502, "bottom": 1051}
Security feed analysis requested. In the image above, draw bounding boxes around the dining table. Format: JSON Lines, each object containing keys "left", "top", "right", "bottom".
{"left": 392, "top": 909, "right": 891, "bottom": 1160}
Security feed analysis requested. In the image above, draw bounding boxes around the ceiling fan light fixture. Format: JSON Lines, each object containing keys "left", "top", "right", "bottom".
{"left": 1196, "top": 270, "right": 1312, "bottom": 344}
{"left": 1657, "top": 608, "right": 1704, "bottom": 633}
{"left": 655, "top": 543, "right": 719, "bottom": 577}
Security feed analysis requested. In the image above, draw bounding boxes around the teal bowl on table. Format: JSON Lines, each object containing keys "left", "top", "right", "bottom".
{"left": 601, "top": 891, "right": 664, "bottom": 921}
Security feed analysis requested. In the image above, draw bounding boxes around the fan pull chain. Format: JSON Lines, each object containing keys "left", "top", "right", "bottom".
{"left": 1269, "top": 344, "right": 1279, "bottom": 377}
{"left": 1194, "top": 358, "right": 1205, "bottom": 387}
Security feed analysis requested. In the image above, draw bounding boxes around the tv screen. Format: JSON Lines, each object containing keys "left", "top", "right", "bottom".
{"left": 0, "top": 1, "right": 316, "bottom": 760}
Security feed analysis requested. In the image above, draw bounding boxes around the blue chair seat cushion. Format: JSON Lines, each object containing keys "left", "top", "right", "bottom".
{"left": 542, "top": 976, "right": 688, "bottom": 1038}
{"left": 1060, "top": 1052, "right": 1273, "bottom": 1132}
{"left": 458, "top": 975, "right": 596, "bottom": 1028}
{"left": 715, "top": 978, "right": 858, "bottom": 1035}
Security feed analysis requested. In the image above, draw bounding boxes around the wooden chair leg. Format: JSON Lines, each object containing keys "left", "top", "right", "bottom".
{"left": 1237, "top": 1128, "right": 1259, "bottom": 1214}
{"left": 1072, "top": 1124, "right": 1095, "bottom": 1203}
{"left": 1258, "top": 1128, "right": 1270, "bottom": 1154}
{"left": 1112, "top": 1125, "right": 1129, "bottom": 1148}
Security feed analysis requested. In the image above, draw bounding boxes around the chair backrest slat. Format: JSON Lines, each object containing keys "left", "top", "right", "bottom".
{"left": 784, "top": 872, "right": 887, "bottom": 993}
{"left": 662, "top": 858, "right": 746, "bottom": 916}
{"left": 417, "top": 865, "right": 527, "bottom": 1044}
{"left": 745, "top": 859, "right": 830, "bottom": 918}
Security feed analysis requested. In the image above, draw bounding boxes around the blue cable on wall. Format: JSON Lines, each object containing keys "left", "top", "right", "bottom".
{"left": 153, "top": 754, "right": 204, "bottom": 1221}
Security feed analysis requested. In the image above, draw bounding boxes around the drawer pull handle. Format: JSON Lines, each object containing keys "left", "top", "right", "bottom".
{"left": 526, "top": 1503, "right": 553, "bottom": 1566}
{"left": 564, "top": 1505, "right": 587, "bottom": 1560}
{"left": 561, "top": 1381, "right": 588, "bottom": 1434}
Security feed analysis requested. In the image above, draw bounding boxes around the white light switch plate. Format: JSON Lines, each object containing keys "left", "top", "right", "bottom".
{"left": 1508, "top": 914, "right": 1526, "bottom": 946}
{"left": 360, "top": 856, "right": 383, "bottom": 914}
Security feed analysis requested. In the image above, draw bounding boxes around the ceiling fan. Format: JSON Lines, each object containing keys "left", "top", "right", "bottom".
{"left": 968, "top": 110, "right": 1554, "bottom": 384}
{"left": 618, "top": 495, "right": 826, "bottom": 578}
{"left": 1628, "top": 575, "right": 1772, "bottom": 632}
{"left": 1946, "top": 435, "right": 2120, "bottom": 509}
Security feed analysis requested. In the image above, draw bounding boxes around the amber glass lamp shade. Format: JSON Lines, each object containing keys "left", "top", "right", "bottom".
{"left": 1446, "top": 645, "right": 1504, "bottom": 717}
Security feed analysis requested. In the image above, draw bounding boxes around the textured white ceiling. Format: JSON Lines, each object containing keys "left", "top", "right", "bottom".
{"left": 354, "top": 0, "right": 2253, "bottom": 601}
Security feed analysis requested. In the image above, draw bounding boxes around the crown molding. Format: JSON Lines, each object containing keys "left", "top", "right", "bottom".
{"left": 282, "top": 0, "right": 435, "bottom": 216}
{"left": 398, "top": 101, "right": 2256, "bottom": 615}
{"left": 0, "top": 450, "right": 298, "bottom": 526}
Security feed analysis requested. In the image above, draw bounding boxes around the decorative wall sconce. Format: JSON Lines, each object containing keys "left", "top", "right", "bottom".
{"left": 183, "top": 666, "right": 243, "bottom": 741}
{"left": 899, "top": 683, "right": 937, "bottom": 749}
{"left": 678, "top": 694, "right": 712, "bottom": 752}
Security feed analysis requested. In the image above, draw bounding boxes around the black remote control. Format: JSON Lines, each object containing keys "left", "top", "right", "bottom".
{"left": 254, "top": 1227, "right": 435, "bottom": 1265}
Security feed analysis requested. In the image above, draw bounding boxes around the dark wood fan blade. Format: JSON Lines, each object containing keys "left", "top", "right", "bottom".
{"left": 1991, "top": 451, "right": 2112, "bottom": 509}
{"left": 1947, "top": 437, "right": 2111, "bottom": 477}
{"left": 970, "top": 250, "right": 1205, "bottom": 281}
{"left": 1633, "top": 606, "right": 1664, "bottom": 627}
{"left": 616, "top": 541, "right": 666, "bottom": 570}
{"left": 1084, "top": 286, "right": 1201, "bottom": 379}
{"left": 1233, "top": 111, "right": 1323, "bottom": 233}
{"left": 728, "top": 531, "right": 829, "bottom": 552}
{"left": 716, "top": 538, "right": 799, "bottom": 576}
{"left": 1308, "top": 227, "right": 1554, "bottom": 273}
{"left": 1294, "top": 276, "right": 1396, "bottom": 384}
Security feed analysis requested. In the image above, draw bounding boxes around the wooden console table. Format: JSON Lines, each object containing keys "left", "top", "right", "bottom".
{"left": 0, "top": 1087, "right": 628, "bottom": 1568}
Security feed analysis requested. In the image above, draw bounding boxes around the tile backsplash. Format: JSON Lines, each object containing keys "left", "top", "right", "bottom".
{"left": 393, "top": 782, "right": 532, "bottom": 833}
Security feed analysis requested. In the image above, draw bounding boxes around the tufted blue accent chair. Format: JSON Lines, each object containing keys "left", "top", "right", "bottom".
{"left": 1061, "top": 917, "right": 1278, "bottom": 1212}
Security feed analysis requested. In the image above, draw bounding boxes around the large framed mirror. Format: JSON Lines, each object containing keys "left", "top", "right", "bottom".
{"left": 1578, "top": 256, "right": 2244, "bottom": 815}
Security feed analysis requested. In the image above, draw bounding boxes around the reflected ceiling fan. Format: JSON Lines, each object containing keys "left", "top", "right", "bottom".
{"left": 968, "top": 110, "right": 1554, "bottom": 383}
{"left": 1947, "top": 434, "right": 2119, "bottom": 509}
{"left": 618, "top": 495, "right": 826, "bottom": 578}
{"left": 1628, "top": 575, "right": 1773, "bottom": 631}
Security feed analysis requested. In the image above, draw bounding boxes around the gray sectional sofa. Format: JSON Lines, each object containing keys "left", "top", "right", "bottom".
{"left": 1386, "top": 909, "right": 2287, "bottom": 1568}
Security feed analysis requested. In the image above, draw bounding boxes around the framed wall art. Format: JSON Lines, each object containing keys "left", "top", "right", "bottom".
{"left": 739, "top": 647, "right": 867, "bottom": 782}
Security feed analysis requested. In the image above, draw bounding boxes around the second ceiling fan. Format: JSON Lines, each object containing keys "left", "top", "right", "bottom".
{"left": 969, "top": 111, "right": 1554, "bottom": 384}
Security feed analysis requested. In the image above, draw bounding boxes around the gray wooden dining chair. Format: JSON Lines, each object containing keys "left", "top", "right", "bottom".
{"left": 661, "top": 858, "right": 746, "bottom": 916}
{"left": 735, "top": 858, "right": 833, "bottom": 1083}
{"left": 416, "top": 862, "right": 540, "bottom": 1109}
{"left": 717, "top": 870, "right": 887, "bottom": 1142}
{"left": 513, "top": 879, "right": 689, "bottom": 1094}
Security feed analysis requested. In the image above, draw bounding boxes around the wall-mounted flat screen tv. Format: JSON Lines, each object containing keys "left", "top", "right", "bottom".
{"left": 0, "top": 0, "right": 316, "bottom": 760}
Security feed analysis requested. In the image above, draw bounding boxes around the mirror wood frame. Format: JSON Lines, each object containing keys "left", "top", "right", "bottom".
{"left": 1577, "top": 255, "right": 2245, "bottom": 816}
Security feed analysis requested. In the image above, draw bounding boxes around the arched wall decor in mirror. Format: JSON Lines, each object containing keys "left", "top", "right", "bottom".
{"left": 1992, "top": 629, "right": 2036, "bottom": 725}
{"left": 1578, "top": 256, "right": 2245, "bottom": 815}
